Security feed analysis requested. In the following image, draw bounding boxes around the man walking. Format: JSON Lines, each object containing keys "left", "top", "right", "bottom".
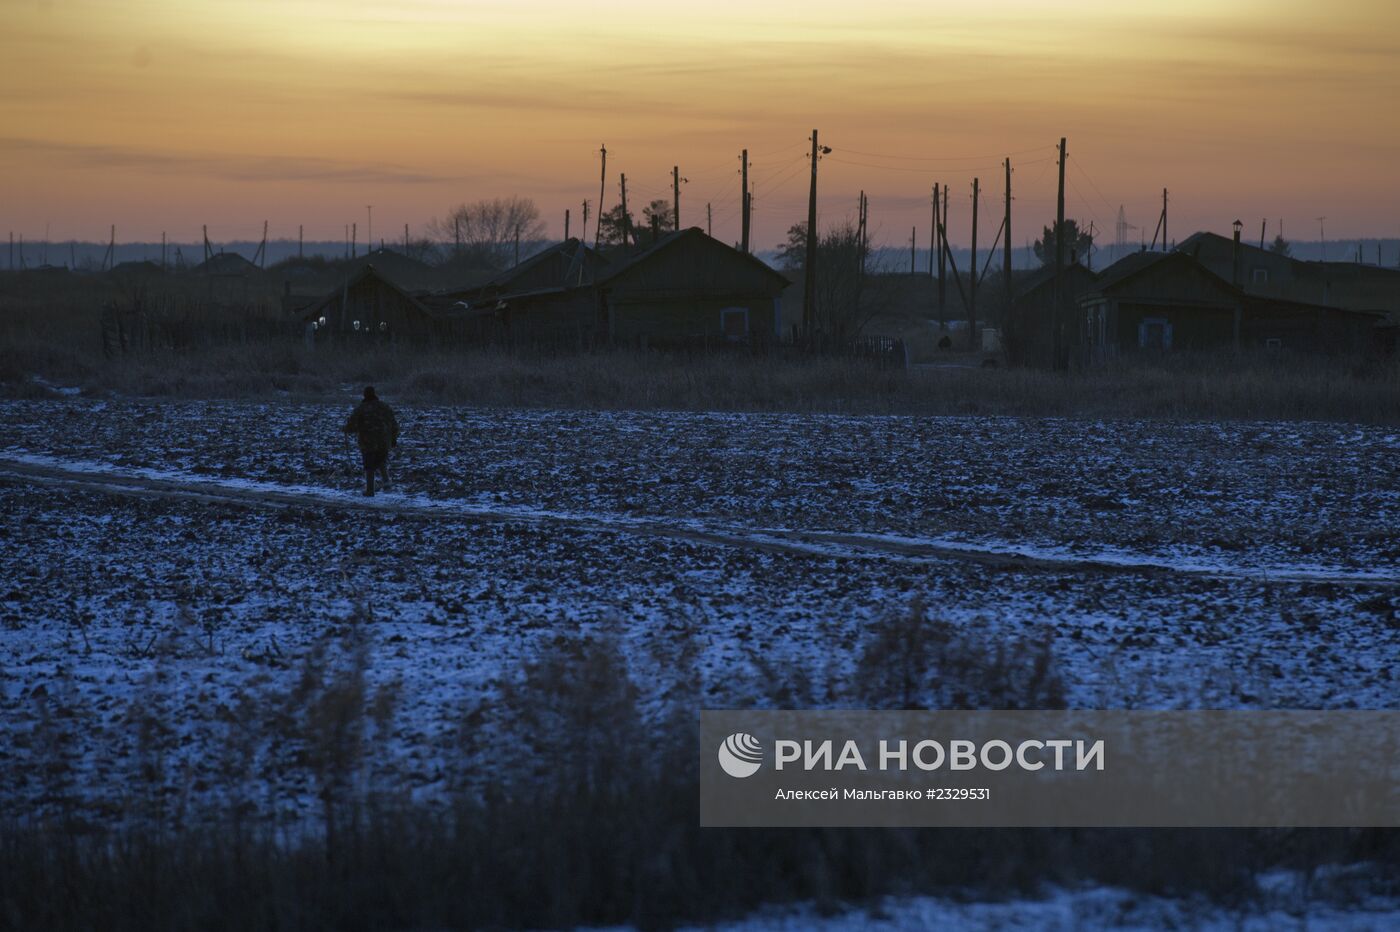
{"left": 343, "top": 386, "right": 399, "bottom": 497}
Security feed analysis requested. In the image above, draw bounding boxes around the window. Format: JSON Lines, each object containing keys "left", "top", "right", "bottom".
{"left": 720, "top": 307, "right": 749, "bottom": 342}
{"left": 378, "top": 321, "right": 388, "bottom": 332}
{"left": 1138, "top": 317, "right": 1172, "bottom": 351}
{"left": 352, "top": 320, "right": 361, "bottom": 331}
{"left": 1251, "top": 268, "right": 1269, "bottom": 284}
{"left": 317, "top": 315, "right": 327, "bottom": 327}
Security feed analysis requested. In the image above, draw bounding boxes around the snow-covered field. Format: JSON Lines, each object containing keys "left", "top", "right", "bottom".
{"left": 672, "top": 875, "right": 1400, "bottom": 931}
{"left": 1, "top": 398, "right": 1397, "bottom": 826}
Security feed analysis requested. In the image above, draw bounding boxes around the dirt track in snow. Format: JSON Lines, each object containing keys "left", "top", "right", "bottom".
{"left": 4, "top": 455, "right": 1395, "bottom": 588}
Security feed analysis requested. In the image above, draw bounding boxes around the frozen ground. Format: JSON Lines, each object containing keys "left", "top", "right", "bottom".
{"left": 0, "top": 399, "right": 1397, "bottom": 825}
{"left": 667, "top": 875, "right": 1400, "bottom": 931}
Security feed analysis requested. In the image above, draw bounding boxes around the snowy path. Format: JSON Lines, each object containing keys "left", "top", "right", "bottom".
{"left": 4, "top": 453, "right": 1396, "bottom": 588}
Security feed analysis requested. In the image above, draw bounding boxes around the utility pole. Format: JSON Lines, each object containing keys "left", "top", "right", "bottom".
{"left": 707, "top": 202, "right": 712, "bottom": 237}
{"left": 107, "top": 225, "right": 115, "bottom": 271}
{"left": 672, "top": 165, "right": 681, "bottom": 231}
{"left": 1004, "top": 158, "right": 1013, "bottom": 317}
{"left": 344, "top": 224, "right": 349, "bottom": 259}
{"left": 581, "top": 201, "right": 590, "bottom": 245}
{"left": 564, "top": 208, "right": 571, "bottom": 241}
{"left": 802, "top": 129, "right": 823, "bottom": 339}
{"left": 596, "top": 144, "right": 607, "bottom": 248}
{"left": 1259, "top": 219, "right": 1267, "bottom": 250}
{"left": 929, "top": 186, "right": 937, "bottom": 275}
{"left": 910, "top": 226, "right": 916, "bottom": 275}
{"left": 936, "top": 183, "right": 946, "bottom": 328}
{"left": 970, "top": 177, "right": 979, "bottom": 347}
{"left": 352, "top": 222, "right": 357, "bottom": 259}
{"left": 620, "top": 173, "right": 630, "bottom": 248}
{"left": 1052, "top": 136, "right": 1067, "bottom": 369}
{"left": 1162, "top": 188, "right": 1168, "bottom": 250}
{"left": 740, "top": 149, "right": 751, "bottom": 254}
{"left": 851, "top": 190, "right": 862, "bottom": 282}
{"left": 366, "top": 205, "right": 373, "bottom": 254}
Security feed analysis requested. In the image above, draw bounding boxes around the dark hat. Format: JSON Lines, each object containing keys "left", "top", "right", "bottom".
{"left": 363, "top": 386, "right": 377, "bottom": 400}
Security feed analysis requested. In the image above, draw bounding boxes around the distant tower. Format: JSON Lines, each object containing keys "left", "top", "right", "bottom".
{"left": 1114, "top": 205, "right": 1137, "bottom": 262}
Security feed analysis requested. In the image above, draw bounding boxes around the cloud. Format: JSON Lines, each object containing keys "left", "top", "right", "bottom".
{"left": 0, "top": 136, "right": 452, "bottom": 185}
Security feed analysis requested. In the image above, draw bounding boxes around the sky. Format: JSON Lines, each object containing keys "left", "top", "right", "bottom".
{"left": 3, "top": 0, "right": 1399, "bottom": 253}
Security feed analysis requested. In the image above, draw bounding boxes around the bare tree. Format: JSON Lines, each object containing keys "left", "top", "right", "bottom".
{"left": 778, "top": 219, "right": 888, "bottom": 341}
{"left": 429, "top": 196, "right": 546, "bottom": 269}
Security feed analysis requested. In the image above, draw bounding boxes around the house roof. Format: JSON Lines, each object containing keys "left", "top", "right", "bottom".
{"left": 300, "top": 265, "right": 435, "bottom": 321}
{"left": 1014, "top": 260, "right": 1096, "bottom": 299}
{"left": 1088, "top": 249, "right": 1238, "bottom": 296}
{"left": 596, "top": 227, "right": 790, "bottom": 288}
{"left": 477, "top": 238, "right": 605, "bottom": 291}
{"left": 194, "top": 252, "right": 259, "bottom": 276}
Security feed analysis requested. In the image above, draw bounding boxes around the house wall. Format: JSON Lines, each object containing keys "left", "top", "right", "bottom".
{"left": 1241, "top": 306, "right": 1378, "bottom": 354}
{"left": 315, "top": 279, "right": 434, "bottom": 342}
{"left": 1110, "top": 300, "right": 1235, "bottom": 353}
{"left": 501, "top": 291, "right": 601, "bottom": 346}
{"left": 608, "top": 294, "right": 778, "bottom": 345}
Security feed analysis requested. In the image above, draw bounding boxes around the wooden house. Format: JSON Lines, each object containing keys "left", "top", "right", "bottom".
{"left": 1003, "top": 262, "right": 1098, "bottom": 368}
{"left": 300, "top": 265, "right": 438, "bottom": 343}
{"left": 434, "top": 239, "right": 608, "bottom": 347}
{"left": 1078, "top": 250, "right": 1380, "bottom": 364}
{"left": 595, "top": 228, "right": 790, "bottom": 347}
{"left": 1179, "top": 231, "right": 1400, "bottom": 315}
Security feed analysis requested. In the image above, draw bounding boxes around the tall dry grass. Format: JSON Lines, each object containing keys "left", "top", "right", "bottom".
{"left": 3, "top": 336, "right": 1397, "bottom": 424}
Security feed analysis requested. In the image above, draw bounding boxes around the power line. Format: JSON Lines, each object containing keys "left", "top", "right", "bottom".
{"left": 836, "top": 142, "right": 1056, "bottom": 162}
{"left": 1067, "top": 153, "right": 1116, "bottom": 214}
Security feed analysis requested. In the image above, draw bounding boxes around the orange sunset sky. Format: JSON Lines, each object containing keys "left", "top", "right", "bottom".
{"left": 3, "top": 0, "right": 1399, "bottom": 252}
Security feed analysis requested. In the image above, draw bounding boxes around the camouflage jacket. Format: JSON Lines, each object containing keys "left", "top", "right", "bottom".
{"left": 344, "top": 399, "right": 399, "bottom": 451}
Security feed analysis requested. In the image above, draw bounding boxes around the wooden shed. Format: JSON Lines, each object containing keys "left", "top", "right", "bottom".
{"left": 1003, "top": 262, "right": 1098, "bottom": 368}
{"left": 595, "top": 228, "right": 790, "bottom": 347}
{"left": 301, "top": 265, "right": 437, "bottom": 343}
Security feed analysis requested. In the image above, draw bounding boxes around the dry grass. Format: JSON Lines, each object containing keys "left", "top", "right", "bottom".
{"left": 2, "top": 336, "right": 1396, "bottom": 424}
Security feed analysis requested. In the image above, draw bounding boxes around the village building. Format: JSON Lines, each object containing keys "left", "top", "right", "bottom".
{"left": 1002, "top": 262, "right": 1098, "bottom": 368}
{"left": 1178, "top": 231, "right": 1400, "bottom": 315}
{"left": 594, "top": 227, "right": 790, "bottom": 347}
{"left": 1005, "top": 244, "right": 1385, "bottom": 367}
{"left": 298, "top": 265, "right": 440, "bottom": 344}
